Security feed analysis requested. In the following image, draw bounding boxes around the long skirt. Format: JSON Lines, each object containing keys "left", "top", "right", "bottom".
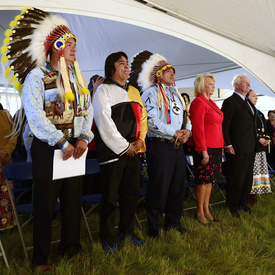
{"left": 251, "top": 151, "right": 272, "bottom": 194}
{"left": 0, "top": 158, "right": 16, "bottom": 230}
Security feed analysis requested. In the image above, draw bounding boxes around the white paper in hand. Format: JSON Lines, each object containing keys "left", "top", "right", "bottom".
{"left": 52, "top": 148, "right": 88, "bottom": 180}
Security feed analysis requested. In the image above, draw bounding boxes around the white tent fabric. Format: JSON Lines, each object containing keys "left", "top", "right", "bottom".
{"left": 139, "top": 0, "right": 275, "bottom": 94}
{"left": 147, "top": 0, "right": 275, "bottom": 57}
{"left": 0, "top": 0, "right": 274, "bottom": 98}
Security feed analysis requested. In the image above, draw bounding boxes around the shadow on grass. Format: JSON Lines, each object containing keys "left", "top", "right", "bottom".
{"left": 0, "top": 184, "right": 274, "bottom": 274}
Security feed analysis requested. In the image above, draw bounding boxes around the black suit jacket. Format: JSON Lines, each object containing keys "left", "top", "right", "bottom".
{"left": 221, "top": 93, "right": 257, "bottom": 154}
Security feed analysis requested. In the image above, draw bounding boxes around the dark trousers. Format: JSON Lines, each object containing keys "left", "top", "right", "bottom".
{"left": 146, "top": 139, "right": 186, "bottom": 235}
{"left": 267, "top": 146, "right": 275, "bottom": 169}
{"left": 99, "top": 154, "right": 140, "bottom": 242}
{"left": 31, "top": 138, "right": 82, "bottom": 265}
{"left": 225, "top": 152, "right": 255, "bottom": 210}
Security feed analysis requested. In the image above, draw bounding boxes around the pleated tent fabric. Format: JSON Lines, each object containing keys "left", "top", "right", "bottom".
{"left": 0, "top": 0, "right": 274, "bottom": 97}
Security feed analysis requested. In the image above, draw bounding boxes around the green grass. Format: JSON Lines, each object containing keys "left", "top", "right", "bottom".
{"left": 0, "top": 184, "right": 274, "bottom": 274}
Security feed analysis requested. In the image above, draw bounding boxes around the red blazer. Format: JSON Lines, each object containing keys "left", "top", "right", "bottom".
{"left": 189, "top": 93, "right": 224, "bottom": 153}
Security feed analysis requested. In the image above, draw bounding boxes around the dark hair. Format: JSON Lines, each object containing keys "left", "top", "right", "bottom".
{"left": 104, "top": 51, "right": 128, "bottom": 78}
{"left": 0, "top": 103, "right": 3, "bottom": 110}
{"left": 181, "top": 93, "right": 190, "bottom": 104}
{"left": 268, "top": 110, "right": 275, "bottom": 117}
{"left": 88, "top": 74, "right": 100, "bottom": 94}
{"left": 246, "top": 89, "right": 254, "bottom": 98}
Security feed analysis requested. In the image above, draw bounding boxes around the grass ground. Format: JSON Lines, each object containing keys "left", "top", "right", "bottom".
{"left": 0, "top": 184, "right": 274, "bottom": 274}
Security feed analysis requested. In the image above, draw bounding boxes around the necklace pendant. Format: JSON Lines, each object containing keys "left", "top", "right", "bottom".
{"left": 172, "top": 101, "right": 181, "bottom": 115}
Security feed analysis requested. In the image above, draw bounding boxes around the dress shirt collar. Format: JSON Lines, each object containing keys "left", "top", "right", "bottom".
{"left": 234, "top": 91, "right": 246, "bottom": 100}
{"left": 164, "top": 85, "right": 176, "bottom": 93}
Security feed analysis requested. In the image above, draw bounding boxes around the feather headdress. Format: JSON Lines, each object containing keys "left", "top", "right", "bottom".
{"left": 128, "top": 50, "right": 153, "bottom": 92}
{"left": 129, "top": 50, "right": 185, "bottom": 124}
{"left": 129, "top": 50, "right": 176, "bottom": 92}
{"left": 1, "top": 7, "right": 89, "bottom": 101}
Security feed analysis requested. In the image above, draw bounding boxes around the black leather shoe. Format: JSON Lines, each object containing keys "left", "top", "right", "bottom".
{"left": 175, "top": 226, "right": 188, "bottom": 234}
{"left": 240, "top": 205, "right": 251, "bottom": 214}
{"left": 208, "top": 218, "right": 220, "bottom": 222}
{"left": 194, "top": 213, "right": 212, "bottom": 226}
{"left": 229, "top": 209, "right": 240, "bottom": 218}
{"left": 148, "top": 230, "right": 160, "bottom": 239}
{"left": 166, "top": 225, "right": 187, "bottom": 234}
{"left": 33, "top": 265, "right": 51, "bottom": 273}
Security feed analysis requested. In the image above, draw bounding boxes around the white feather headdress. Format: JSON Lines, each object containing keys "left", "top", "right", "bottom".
{"left": 137, "top": 53, "right": 169, "bottom": 92}
{"left": 1, "top": 7, "right": 89, "bottom": 102}
{"left": 129, "top": 50, "right": 186, "bottom": 123}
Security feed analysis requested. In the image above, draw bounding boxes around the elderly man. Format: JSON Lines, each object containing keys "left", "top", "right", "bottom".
{"left": 93, "top": 52, "right": 148, "bottom": 253}
{"left": 221, "top": 74, "right": 257, "bottom": 218}
{"left": 131, "top": 51, "right": 191, "bottom": 237}
{"left": 4, "top": 8, "right": 93, "bottom": 272}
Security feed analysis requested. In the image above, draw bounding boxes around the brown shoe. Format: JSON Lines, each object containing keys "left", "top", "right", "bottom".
{"left": 33, "top": 264, "right": 51, "bottom": 273}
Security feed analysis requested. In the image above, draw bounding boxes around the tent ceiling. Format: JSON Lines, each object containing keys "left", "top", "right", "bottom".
{"left": 146, "top": 0, "right": 275, "bottom": 57}
{"left": 0, "top": 10, "right": 239, "bottom": 88}
{"left": 0, "top": 1, "right": 274, "bottom": 97}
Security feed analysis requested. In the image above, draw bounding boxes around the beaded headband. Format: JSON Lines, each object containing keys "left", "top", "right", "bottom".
{"left": 1, "top": 7, "right": 89, "bottom": 102}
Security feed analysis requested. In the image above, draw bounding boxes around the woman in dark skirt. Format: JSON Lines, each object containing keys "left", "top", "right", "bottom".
{"left": 189, "top": 74, "right": 224, "bottom": 225}
{"left": 246, "top": 90, "right": 271, "bottom": 205}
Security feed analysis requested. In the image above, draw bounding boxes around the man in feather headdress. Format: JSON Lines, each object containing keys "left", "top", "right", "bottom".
{"left": 2, "top": 8, "right": 93, "bottom": 271}
{"left": 129, "top": 51, "right": 191, "bottom": 238}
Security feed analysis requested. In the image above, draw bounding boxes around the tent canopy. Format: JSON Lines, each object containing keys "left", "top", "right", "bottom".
{"left": 0, "top": 0, "right": 274, "bottom": 96}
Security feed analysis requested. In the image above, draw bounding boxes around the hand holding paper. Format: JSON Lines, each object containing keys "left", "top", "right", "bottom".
{"left": 63, "top": 143, "right": 75, "bottom": 160}
{"left": 53, "top": 148, "right": 88, "bottom": 180}
{"left": 73, "top": 139, "right": 88, "bottom": 159}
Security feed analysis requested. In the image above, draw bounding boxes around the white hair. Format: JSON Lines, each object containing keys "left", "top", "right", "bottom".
{"left": 231, "top": 73, "right": 247, "bottom": 90}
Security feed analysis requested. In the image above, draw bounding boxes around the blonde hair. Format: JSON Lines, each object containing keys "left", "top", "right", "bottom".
{"left": 194, "top": 73, "right": 215, "bottom": 97}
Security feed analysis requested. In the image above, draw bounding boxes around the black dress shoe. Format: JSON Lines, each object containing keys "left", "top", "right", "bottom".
{"left": 194, "top": 213, "right": 212, "bottom": 226}
{"left": 176, "top": 226, "right": 188, "bottom": 234}
{"left": 166, "top": 225, "right": 187, "bottom": 234}
{"left": 240, "top": 205, "right": 252, "bottom": 214}
{"left": 148, "top": 230, "right": 160, "bottom": 239}
{"left": 208, "top": 218, "right": 220, "bottom": 222}
{"left": 33, "top": 265, "right": 51, "bottom": 273}
{"left": 229, "top": 209, "right": 240, "bottom": 218}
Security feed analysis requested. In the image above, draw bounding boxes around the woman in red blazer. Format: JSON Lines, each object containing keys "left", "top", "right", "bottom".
{"left": 189, "top": 74, "right": 224, "bottom": 225}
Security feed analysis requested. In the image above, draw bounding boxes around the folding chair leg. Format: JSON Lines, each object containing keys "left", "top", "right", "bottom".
{"left": 0, "top": 239, "right": 9, "bottom": 269}
{"left": 5, "top": 180, "right": 29, "bottom": 261}
{"left": 81, "top": 207, "right": 93, "bottom": 243}
{"left": 267, "top": 164, "right": 275, "bottom": 188}
{"left": 270, "top": 176, "right": 275, "bottom": 188}
{"left": 135, "top": 213, "right": 143, "bottom": 229}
